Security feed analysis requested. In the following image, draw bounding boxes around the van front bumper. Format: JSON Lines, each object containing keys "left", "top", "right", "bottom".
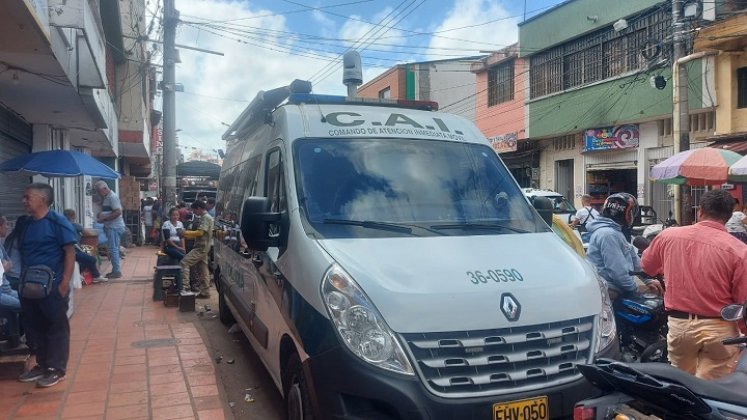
{"left": 305, "top": 342, "right": 619, "bottom": 419}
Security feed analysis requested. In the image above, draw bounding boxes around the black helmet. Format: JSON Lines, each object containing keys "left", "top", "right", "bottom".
{"left": 602, "top": 193, "right": 639, "bottom": 228}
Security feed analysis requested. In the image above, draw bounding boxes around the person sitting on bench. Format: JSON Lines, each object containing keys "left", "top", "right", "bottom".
{"left": 63, "top": 209, "right": 106, "bottom": 284}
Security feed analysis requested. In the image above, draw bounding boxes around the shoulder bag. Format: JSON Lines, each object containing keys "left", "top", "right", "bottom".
{"left": 19, "top": 265, "right": 55, "bottom": 299}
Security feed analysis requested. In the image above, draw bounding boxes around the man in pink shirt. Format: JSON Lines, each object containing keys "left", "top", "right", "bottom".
{"left": 642, "top": 189, "right": 747, "bottom": 380}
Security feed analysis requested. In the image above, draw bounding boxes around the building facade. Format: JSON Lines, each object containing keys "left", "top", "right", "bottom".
{"left": 695, "top": 9, "right": 747, "bottom": 203}
{"left": 519, "top": 0, "right": 718, "bottom": 220}
{"left": 471, "top": 44, "right": 538, "bottom": 187}
{"left": 0, "top": 0, "right": 153, "bottom": 227}
{"left": 357, "top": 57, "right": 482, "bottom": 121}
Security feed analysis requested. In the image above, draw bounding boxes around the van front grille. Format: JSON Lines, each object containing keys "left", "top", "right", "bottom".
{"left": 400, "top": 317, "right": 595, "bottom": 397}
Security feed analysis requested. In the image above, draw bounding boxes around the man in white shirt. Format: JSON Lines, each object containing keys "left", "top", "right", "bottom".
{"left": 571, "top": 194, "right": 600, "bottom": 242}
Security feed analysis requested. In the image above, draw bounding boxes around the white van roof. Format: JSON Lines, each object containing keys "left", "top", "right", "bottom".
{"left": 281, "top": 96, "right": 487, "bottom": 145}
{"left": 223, "top": 83, "right": 489, "bottom": 146}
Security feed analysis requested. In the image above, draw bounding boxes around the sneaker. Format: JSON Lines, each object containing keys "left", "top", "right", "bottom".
{"left": 105, "top": 272, "right": 122, "bottom": 279}
{"left": 196, "top": 293, "right": 211, "bottom": 299}
{"left": 92, "top": 276, "right": 108, "bottom": 284}
{"left": 36, "top": 368, "right": 65, "bottom": 388}
{"left": 18, "top": 365, "right": 46, "bottom": 383}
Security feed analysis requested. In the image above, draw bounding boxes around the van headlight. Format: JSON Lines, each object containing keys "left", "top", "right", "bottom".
{"left": 322, "top": 264, "right": 414, "bottom": 375}
{"left": 594, "top": 273, "right": 617, "bottom": 354}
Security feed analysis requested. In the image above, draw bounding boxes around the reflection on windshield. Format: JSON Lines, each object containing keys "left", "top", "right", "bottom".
{"left": 553, "top": 197, "right": 577, "bottom": 213}
{"left": 294, "top": 138, "right": 547, "bottom": 238}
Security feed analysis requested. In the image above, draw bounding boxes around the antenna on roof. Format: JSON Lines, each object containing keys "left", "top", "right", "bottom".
{"left": 342, "top": 51, "right": 362, "bottom": 98}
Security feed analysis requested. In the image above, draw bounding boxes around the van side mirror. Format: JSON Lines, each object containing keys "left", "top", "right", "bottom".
{"left": 240, "top": 197, "right": 281, "bottom": 252}
{"left": 531, "top": 196, "right": 554, "bottom": 226}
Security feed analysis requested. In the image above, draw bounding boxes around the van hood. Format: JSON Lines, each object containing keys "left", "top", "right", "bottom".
{"left": 317, "top": 232, "right": 602, "bottom": 333}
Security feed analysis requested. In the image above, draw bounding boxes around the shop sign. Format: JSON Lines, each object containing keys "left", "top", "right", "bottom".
{"left": 583, "top": 124, "right": 639, "bottom": 152}
{"left": 488, "top": 132, "right": 518, "bottom": 154}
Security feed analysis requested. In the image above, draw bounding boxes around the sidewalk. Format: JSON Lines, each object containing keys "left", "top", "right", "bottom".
{"left": 0, "top": 246, "right": 231, "bottom": 420}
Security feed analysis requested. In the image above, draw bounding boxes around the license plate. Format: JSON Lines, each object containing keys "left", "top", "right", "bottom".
{"left": 493, "top": 396, "right": 549, "bottom": 420}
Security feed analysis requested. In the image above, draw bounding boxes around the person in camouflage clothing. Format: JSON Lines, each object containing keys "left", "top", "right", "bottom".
{"left": 180, "top": 200, "right": 214, "bottom": 298}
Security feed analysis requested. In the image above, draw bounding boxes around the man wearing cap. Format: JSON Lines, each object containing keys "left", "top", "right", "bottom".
{"left": 180, "top": 200, "right": 214, "bottom": 298}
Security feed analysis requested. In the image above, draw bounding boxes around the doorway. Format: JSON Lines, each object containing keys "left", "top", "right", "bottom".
{"left": 555, "top": 159, "right": 574, "bottom": 200}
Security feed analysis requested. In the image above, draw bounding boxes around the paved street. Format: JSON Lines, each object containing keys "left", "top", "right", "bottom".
{"left": 0, "top": 246, "right": 238, "bottom": 420}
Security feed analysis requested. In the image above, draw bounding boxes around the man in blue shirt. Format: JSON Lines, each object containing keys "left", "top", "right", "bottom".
{"left": 15, "top": 183, "right": 77, "bottom": 388}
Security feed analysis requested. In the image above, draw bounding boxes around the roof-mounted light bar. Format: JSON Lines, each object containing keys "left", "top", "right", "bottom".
{"left": 287, "top": 93, "right": 439, "bottom": 111}
{"left": 222, "top": 79, "right": 313, "bottom": 141}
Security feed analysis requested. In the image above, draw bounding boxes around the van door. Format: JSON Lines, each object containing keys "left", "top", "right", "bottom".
{"left": 249, "top": 145, "right": 289, "bottom": 358}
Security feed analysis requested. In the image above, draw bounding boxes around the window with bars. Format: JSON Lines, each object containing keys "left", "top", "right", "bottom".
{"left": 657, "top": 112, "right": 715, "bottom": 138}
{"left": 530, "top": 6, "right": 671, "bottom": 99}
{"left": 552, "top": 134, "right": 579, "bottom": 151}
{"left": 488, "top": 60, "right": 515, "bottom": 106}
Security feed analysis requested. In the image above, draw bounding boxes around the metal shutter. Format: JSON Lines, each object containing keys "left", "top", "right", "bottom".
{"left": 0, "top": 108, "right": 32, "bottom": 221}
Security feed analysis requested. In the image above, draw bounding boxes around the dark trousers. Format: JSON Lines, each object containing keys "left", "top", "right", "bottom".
{"left": 75, "top": 248, "right": 100, "bottom": 278}
{"left": 21, "top": 289, "right": 70, "bottom": 373}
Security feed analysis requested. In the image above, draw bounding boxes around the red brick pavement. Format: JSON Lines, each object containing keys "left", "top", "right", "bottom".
{"left": 0, "top": 246, "right": 231, "bottom": 420}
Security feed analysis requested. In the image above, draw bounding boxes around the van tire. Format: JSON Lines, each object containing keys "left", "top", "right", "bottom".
{"left": 283, "top": 354, "right": 314, "bottom": 420}
{"left": 218, "top": 285, "right": 235, "bottom": 326}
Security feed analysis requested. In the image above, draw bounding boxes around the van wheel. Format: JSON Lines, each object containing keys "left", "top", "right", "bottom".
{"left": 284, "top": 354, "right": 314, "bottom": 420}
{"left": 218, "top": 286, "right": 235, "bottom": 326}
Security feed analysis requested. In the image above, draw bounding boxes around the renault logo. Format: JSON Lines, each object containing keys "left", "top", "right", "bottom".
{"left": 500, "top": 293, "right": 521, "bottom": 322}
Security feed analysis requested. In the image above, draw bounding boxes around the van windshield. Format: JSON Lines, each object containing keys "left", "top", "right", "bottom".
{"left": 293, "top": 138, "right": 549, "bottom": 238}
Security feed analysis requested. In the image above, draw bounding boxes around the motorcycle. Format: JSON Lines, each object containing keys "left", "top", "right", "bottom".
{"left": 613, "top": 274, "right": 668, "bottom": 363}
{"left": 574, "top": 302, "right": 747, "bottom": 420}
{"left": 640, "top": 211, "right": 678, "bottom": 240}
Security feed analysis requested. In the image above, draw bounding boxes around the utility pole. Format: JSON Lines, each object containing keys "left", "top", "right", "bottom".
{"left": 162, "top": 0, "right": 178, "bottom": 206}
{"left": 671, "top": 0, "right": 692, "bottom": 226}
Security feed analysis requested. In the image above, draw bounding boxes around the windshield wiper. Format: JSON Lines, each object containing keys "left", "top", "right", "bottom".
{"left": 429, "top": 222, "right": 531, "bottom": 234}
{"left": 323, "top": 218, "right": 414, "bottom": 234}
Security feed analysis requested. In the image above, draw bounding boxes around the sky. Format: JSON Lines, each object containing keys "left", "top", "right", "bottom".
{"left": 147, "top": 0, "right": 566, "bottom": 155}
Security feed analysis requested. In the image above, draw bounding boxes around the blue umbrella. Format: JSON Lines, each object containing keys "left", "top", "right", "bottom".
{"left": 0, "top": 150, "right": 120, "bottom": 179}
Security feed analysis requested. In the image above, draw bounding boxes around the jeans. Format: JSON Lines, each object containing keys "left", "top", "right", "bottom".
{"left": 0, "top": 286, "right": 21, "bottom": 312}
{"left": 0, "top": 287, "right": 21, "bottom": 347}
{"left": 164, "top": 245, "right": 185, "bottom": 261}
{"left": 75, "top": 248, "right": 100, "bottom": 278}
{"left": 105, "top": 226, "right": 125, "bottom": 273}
{"left": 21, "top": 288, "right": 70, "bottom": 373}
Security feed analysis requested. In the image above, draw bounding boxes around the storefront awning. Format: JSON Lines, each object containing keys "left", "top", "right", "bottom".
{"left": 706, "top": 132, "right": 747, "bottom": 154}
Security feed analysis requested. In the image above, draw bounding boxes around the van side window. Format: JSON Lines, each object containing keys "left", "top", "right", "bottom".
{"left": 266, "top": 149, "right": 286, "bottom": 213}
{"left": 217, "top": 155, "right": 262, "bottom": 252}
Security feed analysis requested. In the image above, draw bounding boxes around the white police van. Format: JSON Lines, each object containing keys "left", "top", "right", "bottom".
{"left": 213, "top": 79, "right": 618, "bottom": 419}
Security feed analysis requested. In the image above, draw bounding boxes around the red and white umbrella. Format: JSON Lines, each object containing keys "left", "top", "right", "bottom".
{"left": 650, "top": 148, "right": 742, "bottom": 185}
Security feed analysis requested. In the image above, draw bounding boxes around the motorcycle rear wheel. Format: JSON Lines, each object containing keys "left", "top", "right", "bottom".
{"left": 640, "top": 339, "right": 668, "bottom": 363}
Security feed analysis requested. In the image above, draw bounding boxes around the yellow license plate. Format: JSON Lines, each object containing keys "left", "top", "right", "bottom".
{"left": 493, "top": 396, "right": 549, "bottom": 420}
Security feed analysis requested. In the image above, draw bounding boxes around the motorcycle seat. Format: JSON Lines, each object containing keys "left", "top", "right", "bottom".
{"left": 631, "top": 362, "right": 747, "bottom": 407}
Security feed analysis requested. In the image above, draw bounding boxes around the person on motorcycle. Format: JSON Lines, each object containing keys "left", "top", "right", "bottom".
{"left": 586, "top": 193, "right": 664, "bottom": 300}
{"left": 641, "top": 189, "right": 747, "bottom": 380}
